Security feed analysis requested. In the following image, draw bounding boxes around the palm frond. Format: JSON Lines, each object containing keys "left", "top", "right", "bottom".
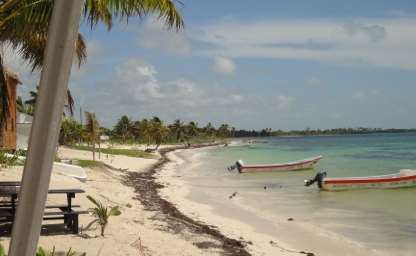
{"left": 84, "top": 111, "right": 99, "bottom": 142}
{"left": 65, "top": 89, "right": 75, "bottom": 116}
{"left": 83, "top": 0, "right": 184, "bottom": 31}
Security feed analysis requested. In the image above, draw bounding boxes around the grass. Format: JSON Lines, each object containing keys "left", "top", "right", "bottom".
{"left": 75, "top": 159, "right": 101, "bottom": 168}
{"left": 70, "top": 145, "right": 154, "bottom": 158}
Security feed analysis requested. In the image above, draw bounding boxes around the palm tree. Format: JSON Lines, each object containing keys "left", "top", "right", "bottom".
{"left": 137, "top": 118, "right": 151, "bottom": 147}
{"left": 217, "top": 123, "right": 230, "bottom": 138}
{"left": 169, "top": 119, "right": 185, "bottom": 142}
{"left": 25, "top": 87, "right": 75, "bottom": 116}
{"left": 150, "top": 119, "right": 168, "bottom": 150}
{"left": 16, "top": 96, "right": 34, "bottom": 115}
{"left": 0, "top": 0, "right": 183, "bottom": 129}
{"left": 113, "top": 115, "right": 133, "bottom": 143}
{"left": 84, "top": 111, "right": 99, "bottom": 161}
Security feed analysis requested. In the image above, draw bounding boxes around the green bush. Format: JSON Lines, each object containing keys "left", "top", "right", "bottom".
{"left": 0, "top": 151, "right": 20, "bottom": 168}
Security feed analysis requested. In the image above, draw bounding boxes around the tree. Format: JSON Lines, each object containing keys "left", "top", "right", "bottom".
{"left": 113, "top": 115, "right": 133, "bottom": 143}
{"left": 149, "top": 119, "right": 168, "bottom": 150}
{"left": 0, "top": 0, "right": 183, "bottom": 131}
{"left": 16, "top": 96, "right": 34, "bottom": 115}
{"left": 84, "top": 111, "right": 99, "bottom": 161}
{"left": 59, "top": 118, "right": 83, "bottom": 145}
{"left": 217, "top": 123, "right": 230, "bottom": 138}
{"left": 137, "top": 118, "right": 151, "bottom": 147}
{"left": 203, "top": 122, "right": 216, "bottom": 138}
{"left": 25, "top": 87, "right": 75, "bottom": 116}
{"left": 169, "top": 119, "right": 185, "bottom": 142}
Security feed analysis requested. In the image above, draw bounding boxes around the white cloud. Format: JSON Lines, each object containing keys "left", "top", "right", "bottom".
{"left": 190, "top": 17, "right": 416, "bottom": 70}
{"left": 275, "top": 95, "right": 294, "bottom": 110}
{"left": 73, "top": 58, "right": 293, "bottom": 127}
{"left": 352, "top": 89, "right": 382, "bottom": 100}
{"left": 342, "top": 22, "right": 386, "bottom": 42}
{"left": 139, "top": 19, "right": 191, "bottom": 56}
{"left": 305, "top": 77, "right": 324, "bottom": 87}
{"left": 213, "top": 56, "right": 236, "bottom": 75}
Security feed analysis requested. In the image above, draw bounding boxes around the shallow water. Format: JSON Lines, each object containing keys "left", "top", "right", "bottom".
{"left": 175, "top": 133, "right": 416, "bottom": 255}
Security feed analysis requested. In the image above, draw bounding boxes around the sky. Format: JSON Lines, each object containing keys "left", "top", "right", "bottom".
{"left": 4, "top": 0, "right": 416, "bottom": 130}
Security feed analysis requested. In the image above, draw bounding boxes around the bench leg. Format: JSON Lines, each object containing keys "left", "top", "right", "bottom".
{"left": 72, "top": 214, "right": 79, "bottom": 234}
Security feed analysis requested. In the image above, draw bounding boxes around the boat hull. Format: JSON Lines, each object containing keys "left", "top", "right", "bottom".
{"left": 239, "top": 156, "right": 322, "bottom": 173}
{"left": 321, "top": 170, "right": 416, "bottom": 191}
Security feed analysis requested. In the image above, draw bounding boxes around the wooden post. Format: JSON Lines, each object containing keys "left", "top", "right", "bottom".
{"left": 8, "top": 1, "right": 83, "bottom": 255}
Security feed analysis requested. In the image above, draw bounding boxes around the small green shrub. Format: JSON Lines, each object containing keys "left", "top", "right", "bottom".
{"left": 0, "top": 151, "right": 19, "bottom": 168}
{"left": 86, "top": 195, "right": 121, "bottom": 236}
{"left": 0, "top": 244, "right": 85, "bottom": 256}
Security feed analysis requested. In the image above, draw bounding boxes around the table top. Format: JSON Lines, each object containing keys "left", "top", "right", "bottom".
{"left": 0, "top": 181, "right": 20, "bottom": 186}
{"left": 0, "top": 182, "right": 85, "bottom": 196}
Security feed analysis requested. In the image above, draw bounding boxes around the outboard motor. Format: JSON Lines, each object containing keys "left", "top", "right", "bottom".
{"left": 227, "top": 160, "right": 244, "bottom": 173}
{"left": 304, "top": 171, "right": 327, "bottom": 188}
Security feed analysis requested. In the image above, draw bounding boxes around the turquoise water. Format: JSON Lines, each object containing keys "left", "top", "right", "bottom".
{"left": 178, "top": 133, "right": 416, "bottom": 255}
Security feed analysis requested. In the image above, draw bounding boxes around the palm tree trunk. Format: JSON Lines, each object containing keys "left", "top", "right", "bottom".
{"left": 0, "top": 54, "right": 9, "bottom": 130}
{"left": 92, "top": 141, "right": 96, "bottom": 161}
{"left": 98, "top": 139, "right": 101, "bottom": 159}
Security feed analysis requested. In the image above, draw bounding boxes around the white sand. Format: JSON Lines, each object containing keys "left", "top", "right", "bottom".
{"left": 0, "top": 147, "right": 221, "bottom": 255}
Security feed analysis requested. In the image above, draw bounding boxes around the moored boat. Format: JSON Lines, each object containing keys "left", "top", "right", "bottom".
{"left": 305, "top": 169, "right": 416, "bottom": 191}
{"left": 228, "top": 155, "right": 323, "bottom": 173}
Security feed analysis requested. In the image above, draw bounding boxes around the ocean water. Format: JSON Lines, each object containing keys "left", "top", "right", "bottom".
{"left": 175, "top": 133, "right": 416, "bottom": 255}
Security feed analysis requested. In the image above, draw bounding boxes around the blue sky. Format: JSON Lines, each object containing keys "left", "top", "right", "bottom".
{"left": 6, "top": 0, "right": 416, "bottom": 130}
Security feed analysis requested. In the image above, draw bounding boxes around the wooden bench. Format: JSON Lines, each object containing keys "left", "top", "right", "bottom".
{"left": 0, "top": 184, "right": 88, "bottom": 234}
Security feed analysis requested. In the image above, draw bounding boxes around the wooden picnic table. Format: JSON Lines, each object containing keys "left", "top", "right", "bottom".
{"left": 0, "top": 182, "right": 87, "bottom": 233}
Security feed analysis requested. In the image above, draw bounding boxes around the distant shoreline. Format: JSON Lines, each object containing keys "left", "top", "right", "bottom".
{"left": 233, "top": 130, "right": 416, "bottom": 140}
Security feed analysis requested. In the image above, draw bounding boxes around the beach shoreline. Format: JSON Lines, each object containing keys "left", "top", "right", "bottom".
{"left": 158, "top": 144, "right": 394, "bottom": 256}
{"left": 122, "top": 143, "right": 252, "bottom": 256}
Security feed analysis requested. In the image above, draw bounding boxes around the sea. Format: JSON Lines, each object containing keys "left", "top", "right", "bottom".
{"left": 172, "top": 133, "right": 416, "bottom": 255}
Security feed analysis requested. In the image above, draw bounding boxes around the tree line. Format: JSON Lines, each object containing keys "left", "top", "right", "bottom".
{"left": 59, "top": 114, "right": 233, "bottom": 149}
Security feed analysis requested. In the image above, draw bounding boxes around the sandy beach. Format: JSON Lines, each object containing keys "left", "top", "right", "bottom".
{"left": 0, "top": 145, "right": 250, "bottom": 255}
{"left": 0, "top": 143, "right": 402, "bottom": 256}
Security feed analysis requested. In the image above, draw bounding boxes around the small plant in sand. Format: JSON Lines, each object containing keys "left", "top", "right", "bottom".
{"left": 36, "top": 247, "right": 86, "bottom": 256}
{"left": 0, "top": 244, "right": 85, "bottom": 256}
{"left": 86, "top": 195, "right": 121, "bottom": 236}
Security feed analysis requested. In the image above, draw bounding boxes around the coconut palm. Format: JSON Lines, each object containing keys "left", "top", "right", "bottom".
{"left": 150, "top": 120, "right": 168, "bottom": 150}
{"left": 169, "top": 119, "right": 185, "bottom": 142}
{"left": 84, "top": 111, "right": 99, "bottom": 161}
{"left": 16, "top": 96, "right": 34, "bottom": 115}
{"left": 25, "top": 87, "right": 75, "bottom": 116}
{"left": 136, "top": 118, "right": 151, "bottom": 147}
{"left": 86, "top": 195, "right": 121, "bottom": 237}
{"left": 0, "top": 0, "right": 183, "bottom": 128}
{"left": 217, "top": 123, "right": 230, "bottom": 138}
{"left": 113, "top": 115, "right": 133, "bottom": 143}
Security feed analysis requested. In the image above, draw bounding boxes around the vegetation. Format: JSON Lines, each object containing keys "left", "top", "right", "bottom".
{"left": 232, "top": 127, "right": 416, "bottom": 137}
{"left": 0, "top": 150, "right": 20, "bottom": 168}
{"left": 59, "top": 118, "right": 83, "bottom": 145}
{"left": 0, "top": 244, "right": 85, "bottom": 256}
{"left": 86, "top": 195, "right": 121, "bottom": 237}
{"left": 74, "top": 159, "right": 100, "bottom": 168}
{"left": 71, "top": 145, "right": 153, "bottom": 158}
{"left": 84, "top": 111, "right": 100, "bottom": 161}
{"left": 24, "top": 87, "right": 75, "bottom": 116}
{"left": 36, "top": 247, "right": 85, "bottom": 256}
{"left": 0, "top": 0, "right": 183, "bottom": 134}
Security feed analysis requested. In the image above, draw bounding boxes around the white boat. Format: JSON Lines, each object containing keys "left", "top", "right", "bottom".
{"left": 229, "top": 155, "right": 323, "bottom": 173}
{"left": 305, "top": 169, "right": 416, "bottom": 191}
